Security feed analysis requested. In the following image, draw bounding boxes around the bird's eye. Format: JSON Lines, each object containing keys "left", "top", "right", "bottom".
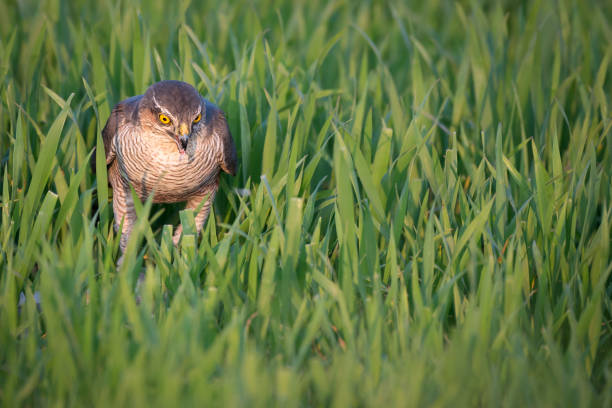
{"left": 158, "top": 113, "right": 171, "bottom": 124}
{"left": 193, "top": 113, "right": 201, "bottom": 124}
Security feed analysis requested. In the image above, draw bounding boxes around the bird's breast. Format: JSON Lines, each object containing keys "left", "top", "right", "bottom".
{"left": 115, "top": 128, "right": 220, "bottom": 202}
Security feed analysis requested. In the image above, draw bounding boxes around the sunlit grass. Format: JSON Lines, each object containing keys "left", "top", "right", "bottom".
{"left": 1, "top": 0, "right": 611, "bottom": 406}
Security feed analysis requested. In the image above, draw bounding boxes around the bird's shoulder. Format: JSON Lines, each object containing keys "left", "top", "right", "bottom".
{"left": 200, "top": 98, "right": 221, "bottom": 123}
{"left": 102, "top": 95, "right": 142, "bottom": 164}
{"left": 201, "top": 98, "right": 237, "bottom": 176}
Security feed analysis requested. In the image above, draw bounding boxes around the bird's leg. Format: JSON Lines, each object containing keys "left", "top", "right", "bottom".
{"left": 112, "top": 181, "right": 138, "bottom": 255}
{"left": 173, "top": 184, "right": 218, "bottom": 245}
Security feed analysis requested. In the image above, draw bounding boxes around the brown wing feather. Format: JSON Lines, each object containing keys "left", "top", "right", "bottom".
{"left": 101, "top": 95, "right": 142, "bottom": 165}
{"left": 208, "top": 103, "right": 237, "bottom": 176}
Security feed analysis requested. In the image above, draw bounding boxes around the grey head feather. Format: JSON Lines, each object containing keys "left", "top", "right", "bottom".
{"left": 141, "top": 80, "right": 202, "bottom": 122}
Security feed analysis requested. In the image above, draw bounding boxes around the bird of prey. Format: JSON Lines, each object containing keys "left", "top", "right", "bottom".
{"left": 101, "top": 80, "right": 237, "bottom": 254}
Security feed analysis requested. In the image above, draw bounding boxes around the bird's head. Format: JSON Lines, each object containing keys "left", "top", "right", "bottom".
{"left": 140, "top": 80, "right": 204, "bottom": 154}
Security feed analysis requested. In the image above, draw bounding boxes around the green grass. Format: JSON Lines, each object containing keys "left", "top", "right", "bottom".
{"left": 1, "top": 0, "right": 611, "bottom": 406}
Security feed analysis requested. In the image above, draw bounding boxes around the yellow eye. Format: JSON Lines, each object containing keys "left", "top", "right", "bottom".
{"left": 193, "top": 113, "right": 201, "bottom": 124}
{"left": 158, "top": 113, "right": 171, "bottom": 124}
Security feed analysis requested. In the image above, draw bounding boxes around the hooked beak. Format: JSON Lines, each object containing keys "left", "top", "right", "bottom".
{"left": 176, "top": 123, "right": 190, "bottom": 153}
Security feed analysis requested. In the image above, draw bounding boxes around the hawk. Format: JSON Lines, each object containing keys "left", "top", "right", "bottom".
{"left": 101, "top": 80, "right": 237, "bottom": 254}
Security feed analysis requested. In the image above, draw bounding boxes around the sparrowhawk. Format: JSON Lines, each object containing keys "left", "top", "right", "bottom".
{"left": 101, "top": 80, "right": 237, "bottom": 255}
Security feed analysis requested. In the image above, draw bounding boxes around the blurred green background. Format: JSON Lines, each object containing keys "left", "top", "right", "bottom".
{"left": 1, "top": 0, "right": 611, "bottom": 406}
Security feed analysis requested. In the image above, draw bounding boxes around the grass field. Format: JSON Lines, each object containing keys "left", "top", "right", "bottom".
{"left": 1, "top": 0, "right": 611, "bottom": 406}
